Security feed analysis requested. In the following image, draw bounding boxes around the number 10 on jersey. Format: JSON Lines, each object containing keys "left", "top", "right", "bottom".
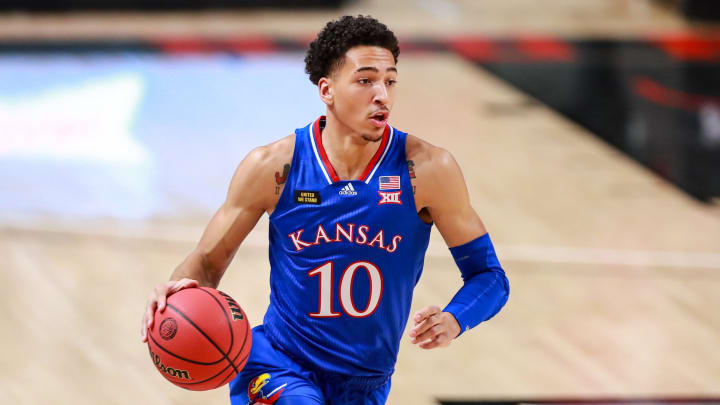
{"left": 308, "top": 261, "right": 383, "bottom": 318}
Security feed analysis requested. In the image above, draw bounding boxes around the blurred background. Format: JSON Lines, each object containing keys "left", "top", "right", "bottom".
{"left": 1, "top": 1, "right": 719, "bottom": 404}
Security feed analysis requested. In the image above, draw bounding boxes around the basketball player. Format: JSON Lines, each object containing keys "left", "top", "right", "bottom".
{"left": 141, "top": 15, "right": 509, "bottom": 405}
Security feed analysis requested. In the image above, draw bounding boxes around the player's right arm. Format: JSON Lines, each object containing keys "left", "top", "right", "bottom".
{"left": 141, "top": 135, "right": 295, "bottom": 342}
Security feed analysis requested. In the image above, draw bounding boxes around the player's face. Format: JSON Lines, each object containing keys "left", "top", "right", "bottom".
{"left": 327, "top": 46, "right": 397, "bottom": 142}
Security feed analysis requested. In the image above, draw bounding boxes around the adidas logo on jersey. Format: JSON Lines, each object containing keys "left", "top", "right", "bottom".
{"left": 338, "top": 183, "right": 358, "bottom": 196}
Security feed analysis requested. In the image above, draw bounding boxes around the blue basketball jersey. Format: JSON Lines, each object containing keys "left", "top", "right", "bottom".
{"left": 262, "top": 116, "right": 432, "bottom": 378}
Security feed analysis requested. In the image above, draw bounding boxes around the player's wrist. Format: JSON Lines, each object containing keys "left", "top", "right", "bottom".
{"left": 443, "top": 310, "right": 462, "bottom": 339}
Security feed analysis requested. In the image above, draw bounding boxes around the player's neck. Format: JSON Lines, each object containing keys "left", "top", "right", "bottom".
{"left": 321, "top": 113, "right": 383, "bottom": 180}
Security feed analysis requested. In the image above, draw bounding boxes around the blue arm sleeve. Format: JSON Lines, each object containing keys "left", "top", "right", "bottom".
{"left": 443, "top": 233, "right": 509, "bottom": 337}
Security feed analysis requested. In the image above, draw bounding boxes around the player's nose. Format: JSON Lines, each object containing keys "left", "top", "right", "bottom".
{"left": 373, "top": 83, "right": 389, "bottom": 104}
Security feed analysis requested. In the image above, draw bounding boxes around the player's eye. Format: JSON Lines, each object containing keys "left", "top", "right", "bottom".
{"left": 358, "top": 78, "right": 371, "bottom": 85}
{"left": 386, "top": 79, "right": 397, "bottom": 86}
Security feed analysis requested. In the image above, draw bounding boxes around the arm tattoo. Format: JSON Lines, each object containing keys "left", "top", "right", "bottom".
{"left": 407, "top": 160, "right": 416, "bottom": 179}
{"left": 407, "top": 160, "right": 416, "bottom": 194}
{"left": 275, "top": 163, "right": 290, "bottom": 195}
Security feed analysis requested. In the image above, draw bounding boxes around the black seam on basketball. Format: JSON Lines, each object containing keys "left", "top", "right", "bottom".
{"left": 148, "top": 330, "right": 225, "bottom": 366}
{"left": 217, "top": 327, "right": 252, "bottom": 386}
{"left": 175, "top": 327, "right": 251, "bottom": 387}
{"left": 167, "top": 303, "right": 239, "bottom": 375}
{"left": 231, "top": 316, "right": 250, "bottom": 370}
{"left": 196, "top": 288, "right": 250, "bottom": 372}
{"left": 196, "top": 288, "right": 235, "bottom": 359}
{"left": 173, "top": 351, "right": 249, "bottom": 386}
{"left": 217, "top": 361, "right": 242, "bottom": 386}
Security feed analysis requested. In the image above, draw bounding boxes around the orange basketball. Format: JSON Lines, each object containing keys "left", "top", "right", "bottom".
{"left": 146, "top": 287, "right": 252, "bottom": 391}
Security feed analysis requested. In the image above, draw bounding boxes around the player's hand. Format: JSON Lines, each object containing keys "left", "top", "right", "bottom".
{"left": 140, "top": 278, "right": 199, "bottom": 342}
{"left": 408, "top": 305, "right": 461, "bottom": 350}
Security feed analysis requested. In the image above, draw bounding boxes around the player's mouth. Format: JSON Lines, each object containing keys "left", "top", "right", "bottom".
{"left": 369, "top": 111, "right": 388, "bottom": 128}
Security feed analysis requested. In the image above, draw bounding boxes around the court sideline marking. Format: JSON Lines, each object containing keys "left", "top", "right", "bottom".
{"left": 3, "top": 223, "right": 720, "bottom": 270}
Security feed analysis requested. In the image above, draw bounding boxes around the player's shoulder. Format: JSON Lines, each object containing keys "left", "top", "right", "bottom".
{"left": 405, "top": 134, "right": 463, "bottom": 211}
{"left": 227, "top": 134, "right": 295, "bottom": 210}
{"left": 244, "top": 133, "right": 296, "bottom": 172}
{"left": 405, "top": 134, "right": 457, "bottom": 175}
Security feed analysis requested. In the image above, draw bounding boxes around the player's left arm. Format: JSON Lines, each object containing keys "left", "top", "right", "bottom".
{"left": 408, "top": 137, "right": 509, "bottom": 349}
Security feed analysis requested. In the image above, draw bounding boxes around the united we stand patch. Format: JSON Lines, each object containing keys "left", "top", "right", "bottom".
{"left": 294, "top": 190, "right": 321, "bottom": 205}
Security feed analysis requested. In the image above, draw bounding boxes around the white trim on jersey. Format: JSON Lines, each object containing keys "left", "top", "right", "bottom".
{"left": 266, "top": 384, "right": 288, "bottom": 398}
{"left": 309, "top": 122, "right": 333, "bottom": 185}
{"left": 364, "top": 126, "right": 394, "bottom": 184}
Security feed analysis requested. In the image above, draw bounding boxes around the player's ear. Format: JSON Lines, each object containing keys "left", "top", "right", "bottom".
{"left": 318, "top": 77, "right": 333, "bottom": 106}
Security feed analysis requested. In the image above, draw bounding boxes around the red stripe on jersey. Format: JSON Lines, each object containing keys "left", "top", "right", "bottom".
{"left": 313, "top": 116, "right": 390, "bottom": 183}
{"left": 358, "top": 125, "right": 390, "bottom": 182}
{"left": 313, "top": 117, "right": 340, "bottom": 183}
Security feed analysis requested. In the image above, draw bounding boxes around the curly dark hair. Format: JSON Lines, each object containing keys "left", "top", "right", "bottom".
{"left": 305, "top": 15, "right": 400, "bottom": 85}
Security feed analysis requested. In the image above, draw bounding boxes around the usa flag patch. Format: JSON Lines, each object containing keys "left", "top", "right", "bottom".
{"left": 379, "top": 175, "right": 400, "bottom": 190}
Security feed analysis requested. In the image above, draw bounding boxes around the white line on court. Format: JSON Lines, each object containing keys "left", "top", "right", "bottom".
{"left": 4, "top": 221, "right": 720, "bottom": 270}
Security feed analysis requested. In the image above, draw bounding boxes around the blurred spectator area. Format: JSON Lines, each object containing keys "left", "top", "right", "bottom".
{"left": 0, "top": 0, "right": 349, "bottom": 11}
{"left": 680, "top": 0, "right": 720, "bottom": 21}
{"left": 0, "top": 0, "right": 716, "bottom": 19}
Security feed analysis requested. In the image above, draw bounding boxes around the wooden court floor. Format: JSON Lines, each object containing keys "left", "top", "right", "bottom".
{"left": 1, "top": 52, "right": 719, "bottom": 405}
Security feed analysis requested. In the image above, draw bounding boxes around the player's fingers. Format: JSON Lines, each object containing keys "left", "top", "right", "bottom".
{"left": 145, "top": 292, "right": 158, "bottom": 319}
{"left": 413, "top": 305, "right": 441, "bottom": 325}
{"left": 157, "top": 292, "right": 167, "bottom": 313}
{"left": 419, "top": 331, "right": 453, "bottom": 350}
{"left": 419, "top": 340, "right": 439, "bottom": 350}
{"left": 141, "top": 316, "right": 149, "bottom": 342}
{"left": 181, "top": 278, "right": 199, "bottom": 288}
{"left": 140, "top": 312, "right": 147, "bottom": 341}
{"left": 412, "top": 323, "right": 444, "bottom": 344}
{"left": 159, "top": 278, "right": 200, "bottom": 313}
{"left": 409, "top": 313, "right": 440, "bottom": 338}
{"left": 142, "top": 298, "right": 157, "bottom": 341}
{"left": 155, "top": 283, "right": 170, "bottom": 312}
{"left": 165, "top": 279, "right": 199, "bottom": 302}
{"left": 409, "top": 314, "right": 440, "bottom": 341}
{"left": 419, "top": 336, "right": 446, "bottom": 350}
{"left": 144, "top": 279, "right": 198, "bottom": 342}
{"left": 169, "top": 278, "right": 199, "bottom": 294}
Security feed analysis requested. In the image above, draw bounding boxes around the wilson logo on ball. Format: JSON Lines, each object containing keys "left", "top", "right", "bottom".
{"left": 218, "top": 290, "right": 244, "bottom": 321}
{"left": 149, "top": 349, "right": 191, "bottom": 380}
{"left": 159, "top": 318, "right": 178, "bottom": 340}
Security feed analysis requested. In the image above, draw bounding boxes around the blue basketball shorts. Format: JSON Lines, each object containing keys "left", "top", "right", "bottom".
{"left": 229, "top": 325, "right": 391, "bottom": 405}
